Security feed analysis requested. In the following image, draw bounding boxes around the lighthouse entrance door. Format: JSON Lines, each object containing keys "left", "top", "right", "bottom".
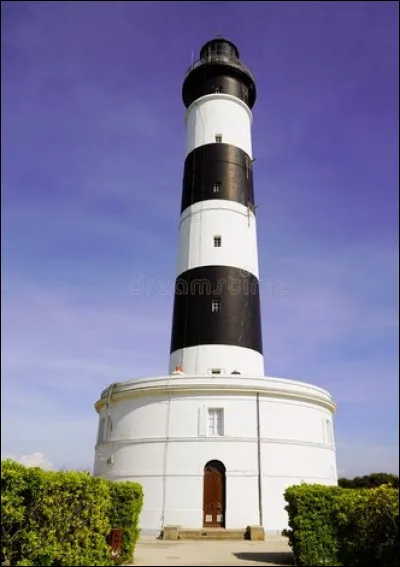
{"left": 203, "top": 460, "right": 226, "bottom": 528}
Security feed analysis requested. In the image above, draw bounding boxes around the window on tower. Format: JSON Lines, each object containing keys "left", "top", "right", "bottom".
{"left": 215, "top": 134, "right": 222, "bottom": 143}
{"left": 97, "top": 418, "right": 105, "bottom": 444}
{"left": 97, "top": 416, "right": 110, "bottom": 444}
{"left": 213, "top": 235, "right": 222, "bottom": 247}
{"left": 207, "top": 408, "right": 224, "bottom": 436}
{"left": 213, "top": 182, "right": 222, "bottom": 193}
{"left": 211, "top": 298, "right": 221, "bottom": 312}
{"left": 325, "top": 419, "right": 333, "bottom": 447}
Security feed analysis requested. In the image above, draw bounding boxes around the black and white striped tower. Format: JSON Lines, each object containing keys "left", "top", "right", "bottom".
{"left": 169, "top": 38, "right": 264, "bottom": 377}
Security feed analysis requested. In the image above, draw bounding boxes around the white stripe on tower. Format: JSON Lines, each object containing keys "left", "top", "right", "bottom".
{"left": 169, "top": 38, "right": 264, "bottom": 378}
{"left": 185, "top": 93, "right": 253, "bottom": 158}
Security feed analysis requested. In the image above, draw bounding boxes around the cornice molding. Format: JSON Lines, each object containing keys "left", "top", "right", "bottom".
{"left": 95, "top": 375, "right": 336, "bottom": 413}
{"left": 95, "top": 435, "right": 336, "bottom": 450}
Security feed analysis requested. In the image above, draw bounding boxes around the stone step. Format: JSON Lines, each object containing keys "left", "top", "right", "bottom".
{"left": 178, "top": 528, "right": 246, "bottom": 540}
{"left": 163, "top": 525, "right": 265, "bottom": 541}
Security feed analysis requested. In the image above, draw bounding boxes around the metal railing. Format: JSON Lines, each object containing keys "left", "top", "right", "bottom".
{"left": 184, "top": 55, "right": 255, "bottom": 81}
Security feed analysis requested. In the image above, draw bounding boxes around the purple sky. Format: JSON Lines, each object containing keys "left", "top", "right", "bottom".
{"left": 1, "top": 1, "right": 399, "bottom": 476}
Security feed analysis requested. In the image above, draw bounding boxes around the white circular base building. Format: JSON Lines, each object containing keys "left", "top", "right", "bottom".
{"left": 93, "top": 373, "right": 337, "bottom": 536}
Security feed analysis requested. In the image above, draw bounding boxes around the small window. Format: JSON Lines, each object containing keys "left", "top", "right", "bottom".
{"left": 97, "top": 417, "right": 106, "bottom": 444}
{"left": 211, "top": 298, "right": 221, "bottom": 312}
{"left": 213, "top": 182, "right": 221, "bottom": 193}
{"left": 215, "top": 134, "right": 222, "bottom": 143}
{"left": 325, "top": 420, "right": 333, "bottom": 446}
{"left": 213, "top": 235, "right": 222, "bottom": 247}
{"left": 208, "top": 408, "right": 224, "bottom": 436}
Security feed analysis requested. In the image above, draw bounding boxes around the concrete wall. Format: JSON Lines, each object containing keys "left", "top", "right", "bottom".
{"left": 94, "top": 376, "right": 337, "bottom": 535}
{"left": 169, "top": 345, "right": 265, "bottom": 377}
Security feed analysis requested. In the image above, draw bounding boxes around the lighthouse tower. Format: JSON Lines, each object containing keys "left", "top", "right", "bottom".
{"left": 93, "top": 38, "right": 338, "bottom": 538}
{"left": 169, "top": 37, "right": 263, "bottom": 379}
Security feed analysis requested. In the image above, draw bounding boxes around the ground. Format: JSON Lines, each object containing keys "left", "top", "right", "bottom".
{"left": 131, "top": 536, "right": 293, "bottom": 566}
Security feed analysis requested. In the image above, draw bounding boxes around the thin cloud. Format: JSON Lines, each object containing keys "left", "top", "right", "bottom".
{"left": 2, "top": 451, "right": 55, "bottom": 471}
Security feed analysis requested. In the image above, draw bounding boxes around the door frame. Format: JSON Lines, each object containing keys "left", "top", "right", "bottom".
{"left": 203, "top": 459, "right": 226, "bottom": 528}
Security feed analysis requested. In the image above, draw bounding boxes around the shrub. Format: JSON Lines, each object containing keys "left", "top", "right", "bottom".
{"left": 1, "top": 460, "right": 30, "bottom": 566}
{"left": 284, "top": 484, "right": 343, "bottom": 566}
{"left": 284, "top": 483, "right": 399, "bottom": 567}
{"left": 1, "top": 459, "right": 143, "bottom": 566}
{"left": 337, "top": 485, "right": 399, "bottom": 567}
{"left": 109, "top": 481, "right": 143, "bottom": 564}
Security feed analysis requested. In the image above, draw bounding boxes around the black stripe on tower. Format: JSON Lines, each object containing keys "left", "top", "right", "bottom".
{"left": 170, "top": 265, "right": 263, "bottom": 354}
{"left": 181, "top": 143, "right": 254, "bottom": 214}
{"left": 182, "top": 38, "right": 256, "bottom": 109}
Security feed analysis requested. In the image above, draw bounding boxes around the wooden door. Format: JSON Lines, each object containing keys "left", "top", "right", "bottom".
{"left": 203, "top": 460, "right": 225, "bottom": 528}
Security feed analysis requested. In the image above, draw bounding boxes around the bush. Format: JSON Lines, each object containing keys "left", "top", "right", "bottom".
{"left": 284, "top": 484, "right": 343, "bottom": 566}
{"left": 337, "top": 485, "right": 399, "bottom": 567}
{"left": 1, "top": 459, "right": 143, "bottom": 566}
{"left": 109, "top": 481, "right": 143, "bottom": 564}
{"left": 284, "top": 483, "right": 399, "bottom": 567}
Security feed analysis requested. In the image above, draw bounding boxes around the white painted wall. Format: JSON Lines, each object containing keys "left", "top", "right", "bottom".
{"left": 169, "top": 346, "right": 264, "bottom": 378}
{"left": 185, "top": 93, "right": 253, "bottom": 157}
{"left": 176, "top": 201, "right": 259, "bottom": 276}
{"left": 93, "top": 375, "right": 338, "bottom": 535}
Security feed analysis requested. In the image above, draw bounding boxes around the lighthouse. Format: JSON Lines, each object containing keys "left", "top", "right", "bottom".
{"left": 93, "top": 38, "right": 338, "bottom": 538}
{"left": 169, "top": 37, "right": 263, "bottom": 378}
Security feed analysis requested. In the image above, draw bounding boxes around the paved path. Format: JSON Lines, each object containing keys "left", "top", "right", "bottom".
{"left": 131, "top": 536, "right": 293, "bottom": 566}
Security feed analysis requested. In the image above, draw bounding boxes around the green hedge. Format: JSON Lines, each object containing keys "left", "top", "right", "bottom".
{"left": 1, "top": 459, "right": 143, "bottom": 566}
{"left": 109, "top": 480, "right": 143, "bottom": 562}
{"left": 284, "top": 483, "right": 399, "bottom": 566}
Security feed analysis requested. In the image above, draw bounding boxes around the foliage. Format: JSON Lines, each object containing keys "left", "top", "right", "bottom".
{"left": 109, "top": 480, "right": 143, "bottom": 564}
{"left": 284, "top": 483, "right": 399, "bottom": 567}
{"left": 337, "top": 485, "right": 399, "bottom": 567}
{"left": 283, "top": 484, "right": 343, "bottom": 566}
{"left": 338, "top": 473, "right": 399, "bottom": 489}
{"left": 1, "top": 459, "right": 143, "bottom": 566}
